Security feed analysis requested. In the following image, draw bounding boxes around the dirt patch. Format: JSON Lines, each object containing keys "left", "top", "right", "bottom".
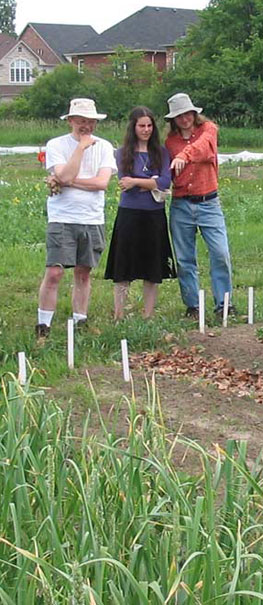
{"left": 221, "top": 163, "right": 263, "bottom": 180}
{"left": 54, "top": 325, "right": 263, "bottom": 473}
{"left": 186, "top": 324, "right": 263, "bottom": 370}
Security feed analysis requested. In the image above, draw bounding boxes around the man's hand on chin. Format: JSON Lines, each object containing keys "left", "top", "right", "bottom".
{"left": 79, "top": 134, "right": 97, "bottom": 150}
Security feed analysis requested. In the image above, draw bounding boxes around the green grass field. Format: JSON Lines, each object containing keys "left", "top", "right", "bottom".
{"left": 1, "top": 118, "right": 263, "bottom": 151}
{"left": 0, "top": 151, "right": 263, "bottom": 384}
{"left": 1, "top": 127, "right": 263, "bottom": 602}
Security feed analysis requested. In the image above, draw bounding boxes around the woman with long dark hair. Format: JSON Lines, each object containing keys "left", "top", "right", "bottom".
{"left": 105, "top": 106, "right": 176, "bottom": 319}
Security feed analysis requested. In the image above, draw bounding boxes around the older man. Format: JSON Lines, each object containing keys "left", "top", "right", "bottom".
{"left": 36, "top": 98, "right": 117, "bottom": 339}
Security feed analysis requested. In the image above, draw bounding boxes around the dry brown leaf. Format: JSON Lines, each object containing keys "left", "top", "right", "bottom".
{"left": 130, "top": 345, "right": 263, "bottom": 402}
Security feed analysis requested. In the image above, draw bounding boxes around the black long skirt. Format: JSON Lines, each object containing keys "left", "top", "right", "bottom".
{"left": 104, "top": 207, "right": 176, "bottom": 283}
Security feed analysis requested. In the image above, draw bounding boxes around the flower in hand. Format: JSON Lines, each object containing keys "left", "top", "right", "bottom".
{"left": 46, "top": 174, "right": 61, "bottom": 196}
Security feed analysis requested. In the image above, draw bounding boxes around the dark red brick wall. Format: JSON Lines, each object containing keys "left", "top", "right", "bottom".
{"left": 72, "top": 51, "right": 167, "bottom": 71}
{"left": 20, "top": 25, "right": 61, "bottom": 65}
{"left": 72, "top": 54, "right": 108, "bottom": 69}
{"left": 143, "top": 51, "right": 166, "bottom": 71}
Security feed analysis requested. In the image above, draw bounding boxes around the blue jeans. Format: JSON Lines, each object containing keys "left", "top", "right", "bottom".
{"left": 170, "top": 197, "right": 232, "bottom": 309}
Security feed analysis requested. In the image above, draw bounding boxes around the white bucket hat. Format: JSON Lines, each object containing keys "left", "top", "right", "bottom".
{"left": 60, "top": 98, "right": 107, "bottom": 120}
{"left": 164, "top": 93, "right": 202, "bottom": 120}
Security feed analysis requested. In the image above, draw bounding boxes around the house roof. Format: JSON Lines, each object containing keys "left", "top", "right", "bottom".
{"left": 3, "top": 39, "right": 43, "bottom": 62}
{"left": 24, "top": 23, "right": 99, "bottom": 61}
{"left": 70, "top": 6, "right": 199, "bottom": 55}
{"left": 0, "top": 33, "right": 17, "bottom": 60}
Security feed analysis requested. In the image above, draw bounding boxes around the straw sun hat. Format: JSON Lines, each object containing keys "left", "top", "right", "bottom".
{"left": 60, "top": 98, "right": 107, "bottom": 120}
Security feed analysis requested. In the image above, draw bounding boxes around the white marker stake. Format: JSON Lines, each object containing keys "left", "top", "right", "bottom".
{"left": 223, "top": 292, "right": 229, "bottom": 327}
{"left": 248, "top": 286, "right": 254, "bottom": 325}
{"left": 237, "top": 166, "right": 241, "bottom": 177}
{"left": 121, "top": 339, "right": 130, "bottom": 382}
{"left": 199, "top": 289, "right": 205, "bottom": 334}
{"left": 67, "top": 319, "right": 74, "bottom": 369}
{"left": 18, "top": 351, "right": 26, "bottom": 385}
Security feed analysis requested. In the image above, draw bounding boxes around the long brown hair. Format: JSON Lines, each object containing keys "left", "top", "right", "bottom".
{"left": 167, "top": 112, "right": 209, "bottom": 135}
{"left": 121, "top": 106, "right": 162, "bottom": 175}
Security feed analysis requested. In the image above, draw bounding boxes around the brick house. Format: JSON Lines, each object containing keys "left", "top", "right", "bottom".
{"left": 0, "top": 23, "right": 99, "bottom": 102}
{"left": 0, "top": 7, "right": 198, "bottom": 103}
{"left": 67, "top": 7, "right": 199, "bottom": 72}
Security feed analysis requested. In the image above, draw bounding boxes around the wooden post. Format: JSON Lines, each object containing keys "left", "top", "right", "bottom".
{"left": 248, "top": 287, "right": 254, "bottom": 325}
{"left": 67, "top": 319, "right": 74, "bottom": 369}
{"left": 223, "top": 292, "right": 229, "bottom": 327}
{"left": 199, "top": 289, "right": 205, "bottom": 334}
{"left": 18, "top": 352, "right": 26, "bottom": 385}
{"left": 121, "top": 339, "right": 130, "bottom": 382}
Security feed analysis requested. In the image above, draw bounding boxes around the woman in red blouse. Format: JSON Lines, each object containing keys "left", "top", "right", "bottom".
{"left": 165, "top": 93, "right": 234, "bottom": 318}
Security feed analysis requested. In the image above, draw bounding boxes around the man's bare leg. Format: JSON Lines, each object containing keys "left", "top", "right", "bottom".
{"left": 72, "top": 265, "right": 92, "bottom": 315}
{"left": 39, "top": 265, "right": 64, "bottom": 312}
{"left": 143, "top": 281, "right": 158, "bottom": 318}
{"left": 36, "top": 265, "right": 64, "bottom": 336}
{"left": 114, "top": 282, "right": 130, "bottom": 320}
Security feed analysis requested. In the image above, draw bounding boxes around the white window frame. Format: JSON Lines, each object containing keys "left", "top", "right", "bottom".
{"left": 113, "top": 61, "right": 127, "bottom": 78}
{"left": 10, "top": 59, "right": 31, "bottom": 83}
{"left": 172, "top": 51, "right": 178, "bottom": 70}
{"left": 78, "top": 58, "right": 84, "bottom": 73}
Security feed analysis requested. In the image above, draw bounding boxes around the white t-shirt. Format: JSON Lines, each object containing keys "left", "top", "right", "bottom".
{"left": 46, "top": 133, "right": 117, "bottom": 224}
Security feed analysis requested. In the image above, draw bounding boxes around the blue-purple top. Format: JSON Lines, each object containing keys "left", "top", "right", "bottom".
{"left": 116, "top": 146, "right": 171, "bottom": 211}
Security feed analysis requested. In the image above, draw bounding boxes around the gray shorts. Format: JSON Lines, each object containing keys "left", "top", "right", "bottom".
{"left": 46, "top": 222, "right": 105, "bottom": 268}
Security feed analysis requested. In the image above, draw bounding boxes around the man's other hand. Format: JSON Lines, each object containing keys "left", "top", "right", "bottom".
{"left": 46, "top": 175, "right": 61, "bottom": 196}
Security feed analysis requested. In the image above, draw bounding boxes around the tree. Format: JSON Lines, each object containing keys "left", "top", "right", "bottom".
{"left": 0, "top": 0, "right": 16, "bottom": 35}
{"left": 164, "top": 0, "right": 263, "bottom": 125}
{"left": 8, "top": 49, "right": 159, "bottom": 121}
{"left": 177, "top": 0, "right": 263, "bottom": 61}
{"left": 24, "top": 64, "right": 90, "bottom": 119}
{"left": 82, "top": 46, "right": 160, "bottom": 121}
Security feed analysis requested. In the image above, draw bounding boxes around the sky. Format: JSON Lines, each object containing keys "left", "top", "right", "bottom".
{"left": 15, "top": 0, "right": 209, "bottom": 35}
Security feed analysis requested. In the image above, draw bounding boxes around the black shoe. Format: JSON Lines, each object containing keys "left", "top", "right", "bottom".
{"left": 185, "top": 307, "right": 199, "bottom": 319}
{"left": 75, "top": 318, "right": 88, "bottom": 329}
{"left": 215, "top": 305, "right": 237, "bottom": 318}
{"left": 35, "top": 323, "right": 50, "bottom": 341}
